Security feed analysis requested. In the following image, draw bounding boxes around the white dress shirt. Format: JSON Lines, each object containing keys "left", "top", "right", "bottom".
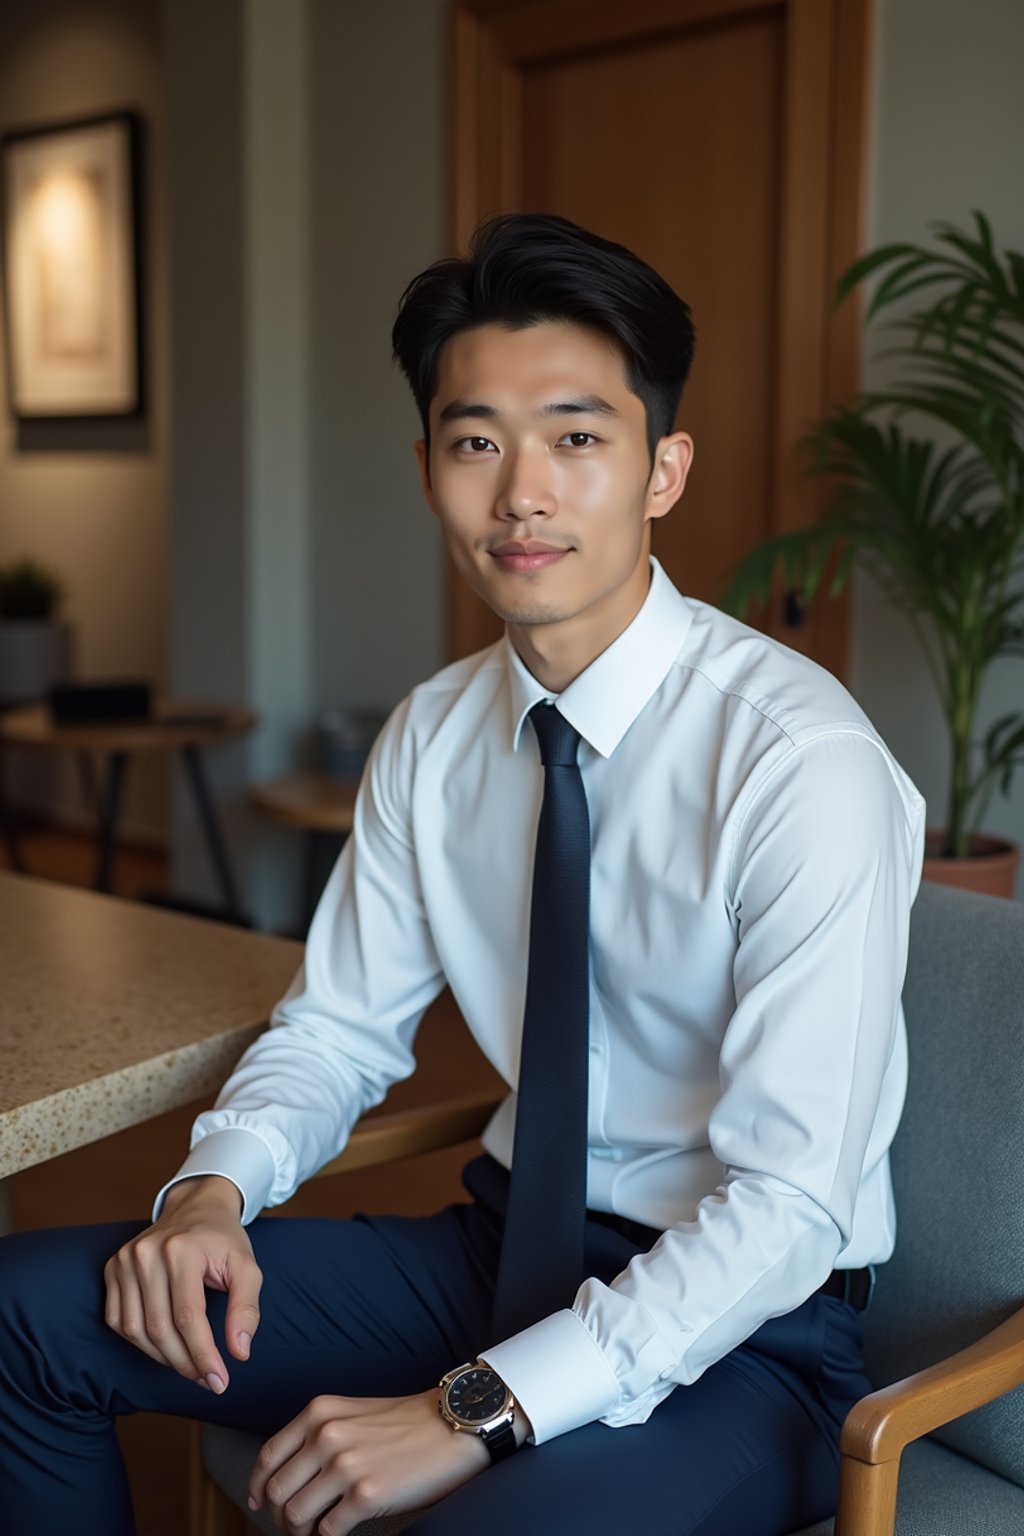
{"left": 156, "top": 557, "right": 925, "bottom": 1445}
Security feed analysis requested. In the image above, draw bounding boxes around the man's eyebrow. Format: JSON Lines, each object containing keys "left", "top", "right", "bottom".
{"left": 539, "top": 395, "right": 620, "bottom": 419}
{"left": 438, "top": 399, "right": 499, "bottom": 424}
{"left": 437, "top": 394, "right": 620, "bottom": 425}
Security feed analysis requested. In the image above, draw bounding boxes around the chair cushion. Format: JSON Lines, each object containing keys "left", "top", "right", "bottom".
{"left": 864, "top": 884, "right": 1024, "bottom": 1486}
{"left": 202, "top": 1423, "right": 419, "bottom": 1535}
{"left": 791, "top": 1436, "right": 1024, "bottom": 1535}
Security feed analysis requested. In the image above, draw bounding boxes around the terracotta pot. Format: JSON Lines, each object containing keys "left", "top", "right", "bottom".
{"left": 921, "top": 830, "right": 1020, "bottom": 898}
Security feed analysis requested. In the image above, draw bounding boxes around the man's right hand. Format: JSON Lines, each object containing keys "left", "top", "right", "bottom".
{"left": 103, "top": 1175, "right": 263, "bottom": 1394}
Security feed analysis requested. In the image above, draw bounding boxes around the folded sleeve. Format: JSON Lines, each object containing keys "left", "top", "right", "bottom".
{"left": 484, "top": 730, "right": 923, "bottom": 1441}
{"left": 153, "top": 699, "right": 446, "bottom": 1223}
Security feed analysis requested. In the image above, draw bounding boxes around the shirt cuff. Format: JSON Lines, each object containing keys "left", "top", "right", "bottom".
{"left": 151, "top": 1127, "right": 277, "bottom": 1225}
{"left": 479, "top": 1308, "right": 621, "bottom": 1445}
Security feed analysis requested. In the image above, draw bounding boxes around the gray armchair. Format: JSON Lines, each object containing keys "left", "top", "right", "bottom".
{"left": 193, "top": 882, "right": 1024, "bottom": 1535}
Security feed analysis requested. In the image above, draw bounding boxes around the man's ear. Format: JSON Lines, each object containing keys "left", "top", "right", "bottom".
{"left": 645, "top": 432, "right": 694, "bottom": 526}
{"left": 414, "top": 439, "right": 437, "bottom": 514}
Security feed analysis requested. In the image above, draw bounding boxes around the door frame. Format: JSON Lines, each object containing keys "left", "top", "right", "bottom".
{"left": 446, "top": 0, "right": 873, "bottom": 677}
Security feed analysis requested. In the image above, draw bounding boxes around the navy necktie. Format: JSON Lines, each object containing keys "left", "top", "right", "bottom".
{"left": 491, "top": 702, "right": 591, "bottom": 1339}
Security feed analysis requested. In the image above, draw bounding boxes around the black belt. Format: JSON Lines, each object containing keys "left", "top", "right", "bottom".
{"left": 817, "top": 1266, "right": 874, "bottom": 1311}
{"left": 588, "top": 1207, "right": 874, "bottom": 1312}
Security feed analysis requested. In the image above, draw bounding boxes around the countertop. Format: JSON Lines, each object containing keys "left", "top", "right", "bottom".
{"left": 0, "top": 873, "right": 302, "bottom": 1179}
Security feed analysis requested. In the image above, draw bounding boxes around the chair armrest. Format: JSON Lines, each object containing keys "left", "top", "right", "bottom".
{"left": 313, "top": 1087, "right": 505, "bottom": 1177}
{"left": 842, "top": 1300, "right": 1024, "bottom": 1463}
{"left": 834, "top": 1301, "right": 1024, "bottom": 1535}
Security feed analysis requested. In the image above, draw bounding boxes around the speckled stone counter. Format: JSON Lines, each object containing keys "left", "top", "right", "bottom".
{"left": 0, "top": 872, "right": 302, "bottom": 1180}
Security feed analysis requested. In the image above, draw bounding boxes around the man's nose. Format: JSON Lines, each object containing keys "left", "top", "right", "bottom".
{"left": 494, "top": 447, "right": 556, "bottom": 520}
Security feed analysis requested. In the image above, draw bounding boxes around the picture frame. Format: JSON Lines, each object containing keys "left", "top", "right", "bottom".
{"left": 0, "top": 111, "right": 142, "bottom": 420}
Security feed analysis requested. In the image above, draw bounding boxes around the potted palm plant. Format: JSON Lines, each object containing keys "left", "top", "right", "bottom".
{"left": 0, "top": 558, "right": 72, "bottom": 707}
{"left": 722, "top": 212, "right": 1024, "bottom": 896}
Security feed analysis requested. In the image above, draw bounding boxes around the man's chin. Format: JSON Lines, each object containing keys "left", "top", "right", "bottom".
{"left": 491, "top": 600, "right": 572, "bottom": 627}
{"left": 463, "top": 568, "right": 574, "bottom": 628}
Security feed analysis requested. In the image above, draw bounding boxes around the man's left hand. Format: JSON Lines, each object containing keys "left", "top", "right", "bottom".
{"left": 247, "top": 1387, "right": 491, "bottom": 1535}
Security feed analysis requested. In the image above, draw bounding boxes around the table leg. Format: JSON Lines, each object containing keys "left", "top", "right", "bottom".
{"left": 180, "top": 745, "right": 244, "bottom": 916}
{"left": 0, "top": 795, "right": 25, "bottom": 874}
{"left": 301, "top": 829, "right": 349, "bottom": 936}
{"left": 75, "top": 750, "right": 99, "bottom": 814}
{"left": 95, "top": 752, "right": 128, "bottom": 892}
{"left": 0, "top": 745, "right": 26, "bottom": 873}
{"left": 301, "top": 830, "right": 320, "bottom": 936}
{"left": 0, "top": 1175, "right": 12, "bottom": 1235}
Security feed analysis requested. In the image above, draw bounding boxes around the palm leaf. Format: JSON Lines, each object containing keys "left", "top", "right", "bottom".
{"left": 727, "top": 212, "right": 1024, "bottom": 840}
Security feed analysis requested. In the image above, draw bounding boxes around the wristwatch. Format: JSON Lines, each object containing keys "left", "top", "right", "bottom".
{"left": 438, "top": 1361, "right": 518, "bottom": 1464}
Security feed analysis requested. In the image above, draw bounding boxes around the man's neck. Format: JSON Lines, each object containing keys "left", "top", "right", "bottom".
{"left": 508, "top": 560, "right": 652, "bottom": 694}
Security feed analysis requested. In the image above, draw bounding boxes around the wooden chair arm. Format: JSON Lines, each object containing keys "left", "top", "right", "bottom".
{"left": 313, "top": 1087, "right": 505, "bottom": 1177}
{"left": 835, "top": 1301, "right": 1024, "bottom": 1534}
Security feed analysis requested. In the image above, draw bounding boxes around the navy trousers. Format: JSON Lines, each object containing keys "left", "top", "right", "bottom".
{"left": 0, "top": 1155, "right": 871, "bottom": 1534}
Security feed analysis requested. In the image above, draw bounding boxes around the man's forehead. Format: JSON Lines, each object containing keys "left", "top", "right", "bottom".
{"left": 432, "top": 320, "right": 635, "bottom": 420}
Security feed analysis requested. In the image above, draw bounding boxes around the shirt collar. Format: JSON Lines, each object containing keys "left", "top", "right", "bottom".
{"left": 504, "top": 557, "right": 693, "bottom": 759}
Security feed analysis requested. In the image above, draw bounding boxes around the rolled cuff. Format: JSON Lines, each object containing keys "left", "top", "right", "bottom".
{"left": 151, "top": 1127, "right": 277, "bottom": 1225}
{"left": 479, "top": 1308, "right": 621, "bottom": 1445}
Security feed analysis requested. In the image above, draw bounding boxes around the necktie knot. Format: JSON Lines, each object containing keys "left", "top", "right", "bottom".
{"left": 529, "top": 702, "right": 581, "bottom": 767}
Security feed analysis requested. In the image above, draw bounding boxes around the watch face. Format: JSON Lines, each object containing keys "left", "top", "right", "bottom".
{"left": 446, "top": 1367, "right": 508, "bottom": 1425}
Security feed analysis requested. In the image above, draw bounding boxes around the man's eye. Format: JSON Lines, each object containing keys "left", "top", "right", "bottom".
{"left": 561, "top": 432, "right": 597, "bottom": 447}
{"left": 455, "top": 436, "right": 496, "bottom": 453}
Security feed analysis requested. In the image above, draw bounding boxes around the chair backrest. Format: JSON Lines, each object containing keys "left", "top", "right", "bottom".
{"left": 864, "top": 881, "right": 1024, "bottom": 1486}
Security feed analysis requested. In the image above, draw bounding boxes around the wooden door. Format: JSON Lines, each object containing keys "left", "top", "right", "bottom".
{"left": 449, "top": 0, "right": 872, "bottom": 678}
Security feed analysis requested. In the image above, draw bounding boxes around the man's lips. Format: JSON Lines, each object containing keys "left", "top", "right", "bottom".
{"left": 489, "top": 541, "right": 573, "bottom": 573}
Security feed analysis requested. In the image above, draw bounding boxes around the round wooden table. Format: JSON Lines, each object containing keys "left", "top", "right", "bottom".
{"left": 0, "top": 700, "right": 257, "bottom": 914}
{"left": 248, "top": 771, "right": 360, "bottom": 931}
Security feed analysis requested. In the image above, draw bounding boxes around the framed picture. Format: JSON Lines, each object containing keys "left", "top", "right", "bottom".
{"left": 1, "top": 111, "right": 142, "bottom": 419}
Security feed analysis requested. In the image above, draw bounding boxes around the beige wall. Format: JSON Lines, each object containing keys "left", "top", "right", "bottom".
{"left": 163, "top": 0, "right": 319, "bottom": 929}
{"left": 855, "top": 0, "right": 1024, "bottom": 875}
{"left": 308, "top": 0, "right": 449, "bottom": 716}
{"left": 0, "top": 0, "right": 168, "bottom": 841}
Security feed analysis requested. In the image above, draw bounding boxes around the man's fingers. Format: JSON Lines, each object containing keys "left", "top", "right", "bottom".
{"left": 225, "top": 1256, "right": 263, "bottom": 1361}
{"left": 135, "top": 1256, "right": 218, "bottom": 1385}
{"left": 108, "top": 1264, "right": 182, "bottom": 1372}
{"left": 163, "top": 1240, "right": 232, "bottom": 1390}
{"left": 264, "top": 1451, "right": 341, "bottom": 1536}
{"left": 103, "top": 1260, "right": 122, "bottom": 1335}
{"left": 281, "top": 1466, "right": 349, "bottom": 1536}
{"left": 248, "top": 1414, "right": 311, "bottom": 1508}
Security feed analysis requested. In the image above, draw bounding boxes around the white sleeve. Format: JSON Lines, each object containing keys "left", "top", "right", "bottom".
{"left": 153, "top": 699, "right": 446, "bottom": 1224}
{"left": 483, "top": 731, "right": 922, "bottom": 1443}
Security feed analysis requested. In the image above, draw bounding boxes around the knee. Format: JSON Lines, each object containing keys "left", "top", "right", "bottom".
{"left": 0, "top": 1222, "right": 142, "bottom": 1351}
{"left": 0, "top": 1229, "right": 53, "bottom": 1327}
{"left": 1, "top": 1230, "right": 79, "bottom": 1346}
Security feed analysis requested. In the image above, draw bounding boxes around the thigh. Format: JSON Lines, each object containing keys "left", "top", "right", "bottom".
{"left": 0, "top": 1197, "right": 501, "bottom": 1436}
{"left": 407, "top": 1301, "right": 859, "bottom": 1536}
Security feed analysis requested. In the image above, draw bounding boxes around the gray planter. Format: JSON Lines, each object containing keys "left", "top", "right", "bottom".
{"left": 0, "top": 621, "right": 72, "bottom": 706}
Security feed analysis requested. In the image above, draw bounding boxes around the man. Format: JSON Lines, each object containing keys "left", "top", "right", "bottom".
{"left": 0, "top": 214, "right": 924, "bottom": 1536}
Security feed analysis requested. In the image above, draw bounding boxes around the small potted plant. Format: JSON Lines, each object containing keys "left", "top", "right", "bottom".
{"left": 721, "top": 212, "right": 1024, "bottom": 896}
{"left": 0, "top": 557, "right": 72, "bottom": 707}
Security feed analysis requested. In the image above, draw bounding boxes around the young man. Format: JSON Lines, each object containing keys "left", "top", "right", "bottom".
{"left": 0, "top": 215, "right": 924, "bottom": 1536}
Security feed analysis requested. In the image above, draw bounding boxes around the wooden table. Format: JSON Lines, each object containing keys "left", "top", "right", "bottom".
{"left": 0, "top": 872, "right": 302, "bottom": 1228}
{"left": 249, "top": 771, "right": 359, "bottom": 932}
{"left": 0, "top": 700, "right": 257, "bottom": 918}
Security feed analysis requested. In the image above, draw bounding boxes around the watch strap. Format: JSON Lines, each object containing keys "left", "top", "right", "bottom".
{"left": 481, "top": 1418, "right": 517, "bottom": 1464}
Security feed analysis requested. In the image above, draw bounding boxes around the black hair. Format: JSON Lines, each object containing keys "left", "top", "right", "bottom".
{"left": 391, "top": 212, "right": 695, "bottom": 467}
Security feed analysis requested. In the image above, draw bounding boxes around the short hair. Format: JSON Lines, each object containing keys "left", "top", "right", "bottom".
{"left": 391, "top": 212, "right": 695, "bottom": 466}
